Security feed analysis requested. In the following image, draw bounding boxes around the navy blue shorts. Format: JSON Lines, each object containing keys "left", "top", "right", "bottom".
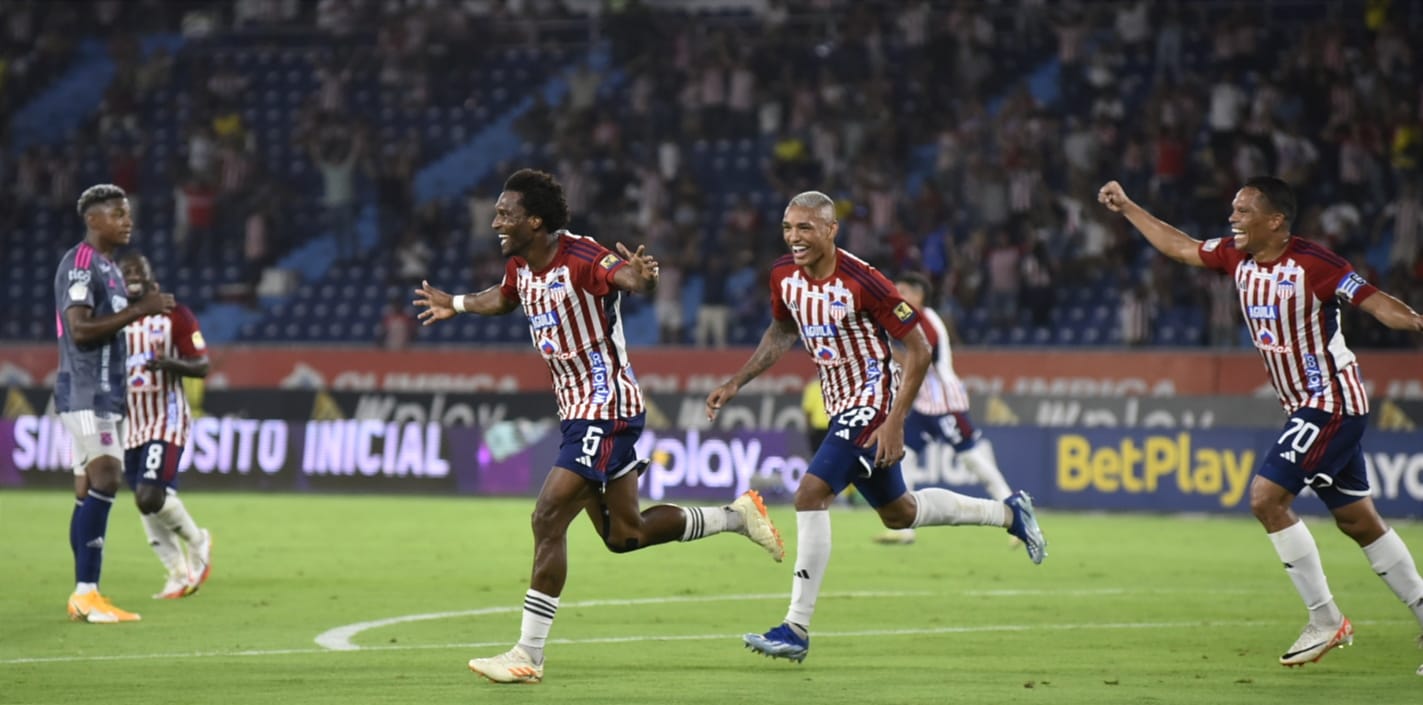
{"left": 1257, "top": 407, "right": 1371, "bottom": 510}
{"left": 555, "top": 412, "right": 645, "bottom": 484}
{"left": 805, "top": 406, "right": 908, "bottom": 509}
{"left": 123, "top": 440, "right": 182, "bottom": 492}
{"left": 904, "top": 410, "right": 980, "bottom": 455}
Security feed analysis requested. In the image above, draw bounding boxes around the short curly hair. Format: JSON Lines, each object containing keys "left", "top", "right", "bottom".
{"left": 504, "top": 168, "right": 569, "bottom": 233}
{"left": 76, "top": 184, "right": 128, "bottom": 218}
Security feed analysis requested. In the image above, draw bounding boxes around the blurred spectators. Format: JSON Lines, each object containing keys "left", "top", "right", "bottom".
{"left": 2, "top": 0, "right": 1421, "bottom": 350}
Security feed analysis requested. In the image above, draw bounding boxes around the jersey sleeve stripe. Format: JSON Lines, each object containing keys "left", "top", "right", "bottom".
{"left": 1293, "top": 240, "right": 1349, "bottom": 267}
{"left": 840, "top": 264, "right": 892, "bottom": 299}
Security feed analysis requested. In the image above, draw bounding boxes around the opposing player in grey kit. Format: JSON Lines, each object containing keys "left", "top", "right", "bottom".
{"left": 57, "top": 184, "right": 174, "bottom": 622}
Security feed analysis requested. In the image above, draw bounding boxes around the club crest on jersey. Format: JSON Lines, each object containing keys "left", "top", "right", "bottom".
{"left": 827, "top": 300, "right": 848, "bottom": 322}
{"left": 546, "top": 279, "right": 568, "bottom": 304}
{"left": 814, "top": 345, "right": 838, "bottom": 363}
{"left": 1275, "top": 280, "right": 1295, "bottom": 299}
{"left": 147, "top": 320, "right": 166, "bottom": 338}
{"left": 599, "top": 253, "right": 622, "bottom": 270}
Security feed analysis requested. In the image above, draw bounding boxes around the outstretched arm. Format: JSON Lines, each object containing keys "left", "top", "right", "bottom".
{"left": 610, "top": 242, "right": 659, "bottom": 295}
{"left": 413, "top": 280, "right": 517, "bottom": 325}
{"left": 1098, "top": 180, "right": 1206, "bottom": 267}
{"left": 705, "top": 318, "right": 799, "bottom": 420}
{"left": 1358, "top": 290, "right": 1423, "bottom": 332}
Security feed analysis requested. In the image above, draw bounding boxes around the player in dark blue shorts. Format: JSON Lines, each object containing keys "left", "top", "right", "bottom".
{"left": 415, "top": 169, "right": 784, "bottom": 684}
{"left": 709, "top": 191, "right": 1047, "bottom": 663}
{"left": 1102, "top": 175, "right": 1423, "bottom": 670}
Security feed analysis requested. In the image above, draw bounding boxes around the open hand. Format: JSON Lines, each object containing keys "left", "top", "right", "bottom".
{"left": 616, "top": 242, "right": 659, "bottom": 289}
{"left": 413, "top": 280, "right": 456, "bottom": 326}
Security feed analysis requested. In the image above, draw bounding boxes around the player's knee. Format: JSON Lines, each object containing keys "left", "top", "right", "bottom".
{"left": 134, "top": 486, "right": 166, "bottom": 514}
{"left": 602, "top": 525, "right": 644, "bottom": 553}
{"left": 86, "top": 459, "right": 123, "bottom": 495}
{"left": 1248, "top": 481, "right": 1288, "bottom": 523}
{"left": 881, "top": 512, "right": 915, "bottom": 531}
{"left": 602, "top": 534, "right": 642, "bottom": 553}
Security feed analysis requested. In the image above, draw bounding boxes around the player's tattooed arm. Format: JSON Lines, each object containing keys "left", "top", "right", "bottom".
{"left": 413, "top": 280, "right": 516, "bottom": 325}
{"left": 706, "top": 318, "right": 798, "bottom": 420}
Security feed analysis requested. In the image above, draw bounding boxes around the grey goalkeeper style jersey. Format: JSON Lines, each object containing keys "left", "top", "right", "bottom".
{"left": 53, "top": 241, "right": 129, "bottom": 415}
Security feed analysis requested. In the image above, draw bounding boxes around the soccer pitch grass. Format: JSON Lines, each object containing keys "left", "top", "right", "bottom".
{"left": 2, "top": 491, "right": 1420, "bottom": 705}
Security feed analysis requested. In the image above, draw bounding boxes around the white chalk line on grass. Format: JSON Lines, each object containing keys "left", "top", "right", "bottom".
{"left": 15, "top": 618, "right": 1408, "bottom": 666}
{"left": 7, "top": 588, "right": 1402, "bottom": 667}
{"left": 314, "top": 591, "right": 932, "bottom": 651}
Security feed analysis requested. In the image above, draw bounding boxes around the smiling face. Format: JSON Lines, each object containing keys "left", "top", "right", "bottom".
{"left": 120, "top": 254, "right": 155, "bottom": 298}
{"left": 782, "top": 204, "right": 838, "bottom": 277}
{"left": 1228, "top": 187, "right": 1286, "bottom": 254}
{"left": 490, "top": 191, "right": 540, "bottom": 258}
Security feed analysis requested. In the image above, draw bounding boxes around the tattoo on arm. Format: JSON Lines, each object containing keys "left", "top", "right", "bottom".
{"left": 733, "top": 321, "right": 799, "bottom": 387}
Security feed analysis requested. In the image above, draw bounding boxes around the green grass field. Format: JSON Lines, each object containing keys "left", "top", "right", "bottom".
{"left": 2, "top": 491, "right": 1420, "bottom": 705}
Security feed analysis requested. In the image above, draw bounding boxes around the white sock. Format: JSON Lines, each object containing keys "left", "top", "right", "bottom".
{"left": 679, "top": 506, "right": 732, "bottom": 541}
{"left": 1362, "top": 529, "right": 1423, "bottom": 628}
{"left": 140, "top": 513, "right": 188, "bottom": 577}
{"left": 958, "top": 442, "right": 1013, "bottom": 501}
{"left": 785, "top": 510, "right": 831, "bottom": 629}
{"left": 156, "top": 493, "right": 203, "bottom": 547}
{"left": 517, "top": 589, "right": 559, "bottom": 665}
{"left": 1267, "top": 520, "right": 1343, "bottom": 627}
{"left": 909, "top": 488, "right": 1008, "bottom": 528}
{"left": 74, "top": 582, "right": 97, "bottom": 595}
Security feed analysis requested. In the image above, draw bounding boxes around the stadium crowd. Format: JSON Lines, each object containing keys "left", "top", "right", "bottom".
{"left": 2, "top": 0, "right": 1421, "bottom": 349}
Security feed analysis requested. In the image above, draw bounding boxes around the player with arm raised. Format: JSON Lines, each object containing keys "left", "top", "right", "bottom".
{"left": 57, "top": 184, "right": 174, "bottom": 623}
{"left": 119, "top": 252, "right": 214, "bottom": 600}
{"left": 1100, "top": 176, "right": 1423, "bottom": 670}
{"left": 706, "top": 191, "right": 1046, "bottom": 663}
{"left": 873, "top": 271, "right": 1018, "bottom": 545}
{"left": 414, "top": 168, "right": 784, "bottom": 685}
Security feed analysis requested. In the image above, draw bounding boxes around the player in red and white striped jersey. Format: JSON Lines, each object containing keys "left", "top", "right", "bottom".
{"left": 119, "top": 253, "right": 213, "bottom": 600}
{"left": 707, "top": 191, "right": 1046, "bottom": 663}
{"left": 415, "top": 169, "right": 783, "bottom": 684}
{"left": 1101, "top": 176, "right": 1423, "bottom": 670}
{"left": 873, "top": 272, "right": 1017, "bottom": 546}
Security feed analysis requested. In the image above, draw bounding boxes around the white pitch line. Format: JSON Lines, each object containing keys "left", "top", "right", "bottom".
{"left": 9, "top": 618, "right": 1345, "bottom": 666}
{"left": 315, "top": 591, "right": 932, "bottom": 651}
